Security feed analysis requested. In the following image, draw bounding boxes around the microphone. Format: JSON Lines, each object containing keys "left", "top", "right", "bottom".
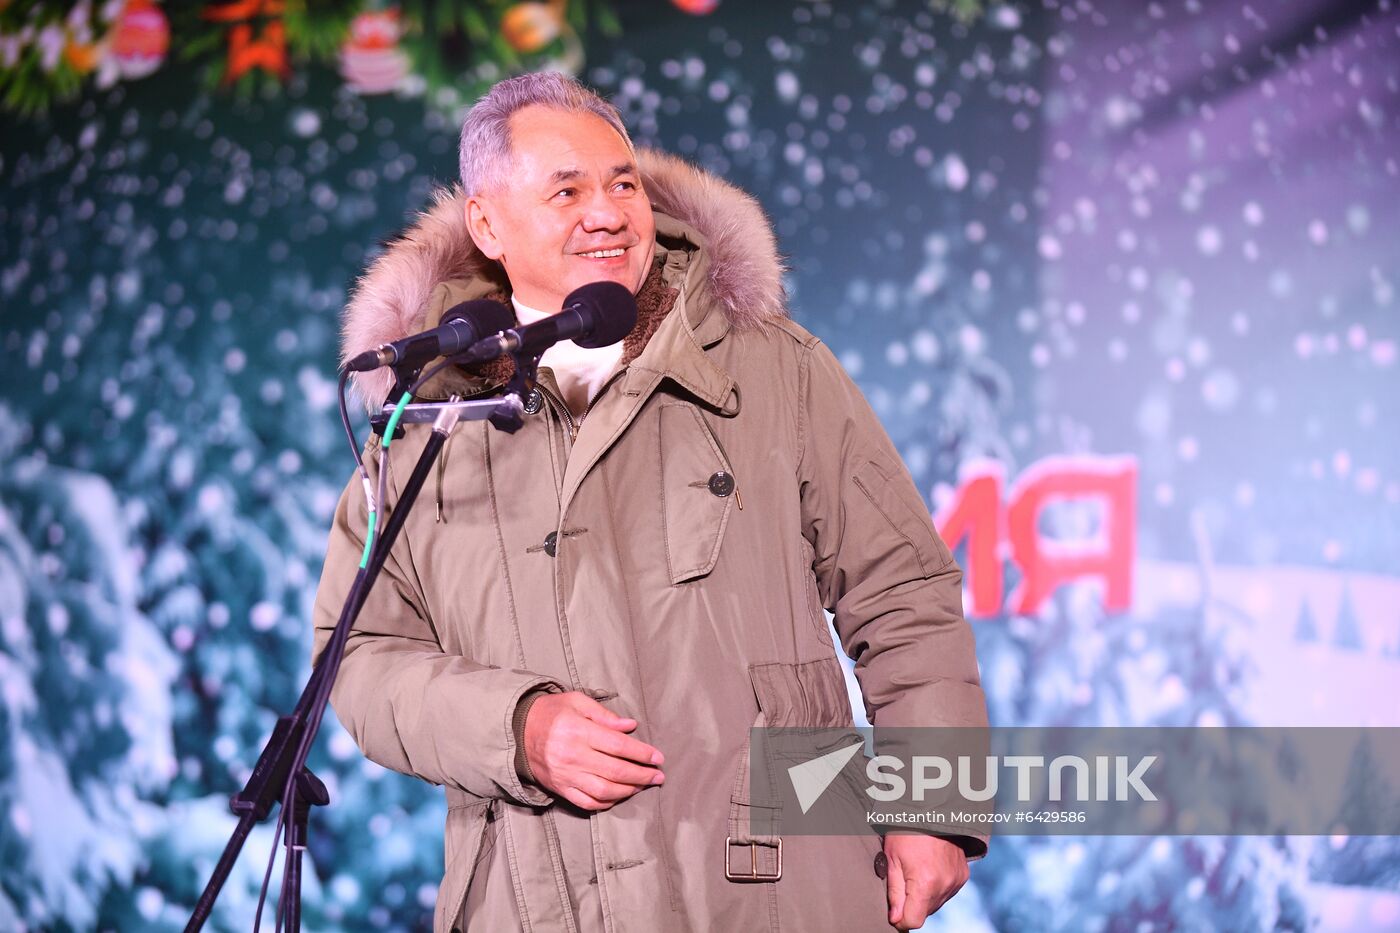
{"left": 344, "top": 299, "right": 515, "bottom": 372}
{"left": 461, "top": 281, "right": 637, "bottom": 364}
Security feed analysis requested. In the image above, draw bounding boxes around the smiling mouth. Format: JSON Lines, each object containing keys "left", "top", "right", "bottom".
{"left": 577, "top": 247, "right": 627, "bottom": 259}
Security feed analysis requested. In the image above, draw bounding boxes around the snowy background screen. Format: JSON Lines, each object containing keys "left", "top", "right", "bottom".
{"left": 2, "top": 0, "right": 1398, "bottom": 929}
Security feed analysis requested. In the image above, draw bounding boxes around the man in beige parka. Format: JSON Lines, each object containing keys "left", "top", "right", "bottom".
{"left": 313, "top": 73, "right": 988, "bottom": 933}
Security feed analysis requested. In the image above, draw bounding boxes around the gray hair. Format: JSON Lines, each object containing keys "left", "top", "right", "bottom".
{"left": 458, "top": 72, "right": 634, "bottom": 196}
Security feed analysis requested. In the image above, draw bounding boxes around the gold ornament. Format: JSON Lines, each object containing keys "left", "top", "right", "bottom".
{"left": 64, "top": 39, "right": 101, "bottom": 74}
{"left": 501, "top": 3, "right": 562, "bottom": 54}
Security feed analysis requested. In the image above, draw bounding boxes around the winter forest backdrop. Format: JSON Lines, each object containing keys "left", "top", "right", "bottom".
{"left": 2, "top": 0, "right": 1398, "bottom": 930}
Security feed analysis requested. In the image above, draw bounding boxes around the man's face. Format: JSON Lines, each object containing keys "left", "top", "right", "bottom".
{"left": 465, "top": 105, "right": 656, "bottom": 313}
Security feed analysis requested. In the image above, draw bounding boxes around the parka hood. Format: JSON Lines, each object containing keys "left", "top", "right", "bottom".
{"left": 340, "top": 148, "right": 788, "bottom": 408}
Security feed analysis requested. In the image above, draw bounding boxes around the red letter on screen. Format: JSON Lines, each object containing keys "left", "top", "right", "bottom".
{"left": 1004, "top": 456, "right": 1137, "bottom": 616}
{"left": 933, "top": 459, "right": 1005, "bottom": 618}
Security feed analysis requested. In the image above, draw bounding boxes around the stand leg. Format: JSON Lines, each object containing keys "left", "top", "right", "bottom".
{"left": 283, "top": 770, "right": 329, "bottom": 933}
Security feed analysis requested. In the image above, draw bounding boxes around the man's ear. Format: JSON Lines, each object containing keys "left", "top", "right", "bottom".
{"left": 464, "top": 196, "right": 505, "bottom": 261}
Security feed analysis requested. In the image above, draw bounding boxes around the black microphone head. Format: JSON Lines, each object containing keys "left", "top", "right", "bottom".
{"left": 441, "top": 298, "right": 515, "bottom": 345}
{"left": 564, "top": 281, "right": 638, "bottom": 349}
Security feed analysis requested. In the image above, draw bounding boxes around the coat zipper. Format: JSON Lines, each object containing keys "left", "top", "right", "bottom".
{"left": 536, "top": 369, "right": 627, "bottom": 444}
{"left": 535, "top": 382, "right": 578, "bottom": 443}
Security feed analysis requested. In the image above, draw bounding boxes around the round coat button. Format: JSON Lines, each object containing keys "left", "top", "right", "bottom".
{"left": 873, "top": 850, "right": 888, "bottom": 880}
{"left": 543, "top": 531, "right": 558, "bottom": 557}
{"left": 523, "top": 388, "right": 544, "bottom": 415}
{"left": 707, "top": 471, "right": 735, "bottom": 498}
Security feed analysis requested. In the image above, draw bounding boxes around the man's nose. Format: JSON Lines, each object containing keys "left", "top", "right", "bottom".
{"left": 580, "top": 188, "right": 627, "bottom": 233}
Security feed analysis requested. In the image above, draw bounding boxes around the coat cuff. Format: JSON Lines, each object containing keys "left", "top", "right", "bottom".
{"left": 877, "top": 827, "right": 989, "bottom": 861}
{"left": 502, "top": 679, "right": 564, "bottom": 807}
{"left": 511, "top": 688, "right": 553, "bottom": 787}
{"left": 940, "top": 832, "right": 989, "bottom": 861}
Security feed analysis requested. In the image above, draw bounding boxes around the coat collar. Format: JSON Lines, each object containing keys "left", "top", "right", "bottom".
{"left": 622, "top": 212, "right": 738, "bottom": 412}
{"left": 341, "top": 148, "right": 787, "bottom": 411}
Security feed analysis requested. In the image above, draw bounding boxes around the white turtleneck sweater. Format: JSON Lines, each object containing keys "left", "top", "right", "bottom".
{"left": 512, "top": 295, "right": 624, "bottom": 419}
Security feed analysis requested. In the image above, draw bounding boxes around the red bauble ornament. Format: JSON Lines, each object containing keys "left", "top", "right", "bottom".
{"left": 110, "top": 0, "right": 169, "bottom": 79}
{"left": 671, "top": 0, "right": 719, "bottom": 14}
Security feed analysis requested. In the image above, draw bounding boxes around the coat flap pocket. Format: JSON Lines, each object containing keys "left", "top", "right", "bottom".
{"left": 435, "top": 796, "right": 493, "bottom": 933}
{"left": 748, "top": 658, "right": 852, "bottom": 729}
{"left": 731, "top": 660, "right": 861, "bottom": 838}
{"left": 658, "top": 402, "right": 735, "bottom": 584}
{"left": 851, "top": 457, "right": 953, "bottom": 579}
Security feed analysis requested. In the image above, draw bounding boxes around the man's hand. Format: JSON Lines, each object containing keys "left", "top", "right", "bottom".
{"left": 522, "top": 692, "right": 665, "bottom": 811}
{"left": 882, "top": 833, "right": 970, "bottom": 930}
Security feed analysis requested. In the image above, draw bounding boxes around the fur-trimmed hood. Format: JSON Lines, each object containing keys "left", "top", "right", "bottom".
{"left": 341, "top": 148, "right": 787, "bottom": 408}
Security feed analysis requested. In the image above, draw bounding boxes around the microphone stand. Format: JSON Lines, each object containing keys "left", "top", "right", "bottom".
{"left": 185, "top": 357, "right": 537, "bottom": 932}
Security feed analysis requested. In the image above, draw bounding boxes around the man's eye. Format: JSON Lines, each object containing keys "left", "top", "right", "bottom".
{"left": 554, "top": 188, "right": 575, "bottom": 199}
{"left": 614, "top": 181, "right": 637, "bottom": 192}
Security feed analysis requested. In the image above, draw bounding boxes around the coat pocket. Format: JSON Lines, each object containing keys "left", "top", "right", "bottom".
{"left": 435, "top": 794, "right": 494, "bottom": 933}
{"left": 657, "top": 402, "right": 736, "bottom": 584}
{"left": 726, "top": 658, "right": 857, "bottom": 875}
{"left": 748, "top": 658, "right": 853, "bottom": 730}
{"left": 851, "top": 457, "right": 953, "bottom": 578}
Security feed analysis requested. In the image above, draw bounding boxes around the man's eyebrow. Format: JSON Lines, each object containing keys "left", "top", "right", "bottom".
{"left": 547, "top": 168, "right": 585, "bottom": 186}
{"left": 545, "top": 164, "right": 637, "bottom": 187}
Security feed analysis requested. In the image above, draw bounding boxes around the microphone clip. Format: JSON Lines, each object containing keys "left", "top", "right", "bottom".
{"left": 490, "top": 350, "right": 543, "bottom": 435}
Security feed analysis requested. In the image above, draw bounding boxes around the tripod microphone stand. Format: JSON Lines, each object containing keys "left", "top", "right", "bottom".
{"left": 185, "top": 360, "right": 536, "bottom": 932}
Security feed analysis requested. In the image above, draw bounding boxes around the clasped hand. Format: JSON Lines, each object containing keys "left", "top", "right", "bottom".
{"left": 521, "top": 691, "right": 665, "bottom": 811}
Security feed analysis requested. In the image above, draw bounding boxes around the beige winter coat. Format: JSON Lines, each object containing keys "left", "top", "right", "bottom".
{"left": 312, "top": 150, "right": 988, "bottom": 933}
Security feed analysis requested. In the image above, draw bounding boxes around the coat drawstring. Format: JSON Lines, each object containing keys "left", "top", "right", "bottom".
{"left": 436, "top": 432, "right": 449, "bottom": 522}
